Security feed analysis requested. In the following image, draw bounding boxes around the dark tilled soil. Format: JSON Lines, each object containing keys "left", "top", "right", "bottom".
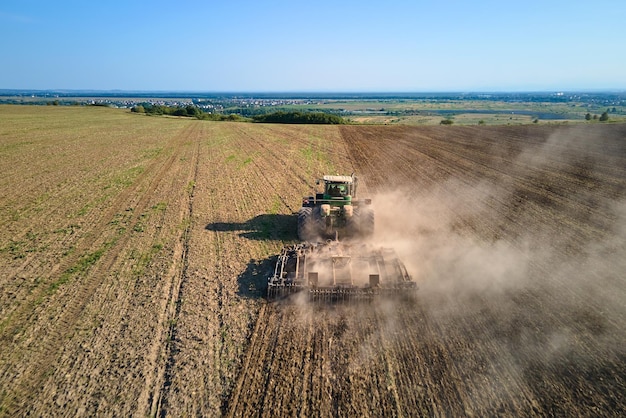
{"left": 226, "top": 124, "right": 626, "bottom": 417}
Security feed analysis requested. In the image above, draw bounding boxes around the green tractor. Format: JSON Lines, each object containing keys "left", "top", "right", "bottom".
{"left": 298, "top": 174, "right": 374, "bottom": 241}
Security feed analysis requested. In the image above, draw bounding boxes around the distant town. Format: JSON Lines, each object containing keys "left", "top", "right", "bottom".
{"left": 2, "top": 90, "right": 625, "bottom": 107}
{"left": 1, "top": 90, "right": 625, "bottom": 124}
{"left": 0, "top": 90, "right": 313, "bottom": 110}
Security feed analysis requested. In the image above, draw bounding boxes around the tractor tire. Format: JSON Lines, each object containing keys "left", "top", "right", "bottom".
{"left": 297, "top": 207, "right": 313, "bottom": 241}
{"left": 360, "top": 207, "right": 375, "bottom": 238}
{"left": 311, "top": 206, "right": 326, "bottom": 239}
{"left": 346, "top": 210, "right": 360, "bottom": 238}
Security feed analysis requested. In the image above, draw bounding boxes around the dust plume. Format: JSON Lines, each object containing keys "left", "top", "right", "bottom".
{"left": 369, "top": 126, "right": 625, "bottom": 321}
{"left": 372, "top": 183, "right": 532, "bottom": 300}
{"left": 263, "top": 125, "right": 625, "bottom": 415}
{"left": 351, "top": 125, "right": 626, "bottom": 412}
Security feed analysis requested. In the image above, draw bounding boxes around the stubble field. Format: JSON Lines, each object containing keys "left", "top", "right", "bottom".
{"left": 1, "top": 106, "right": 625, "bottom": 416}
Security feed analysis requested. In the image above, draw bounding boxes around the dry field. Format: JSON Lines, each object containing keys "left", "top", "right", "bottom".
{"left": 1, "top": 106, "right": 625, "bottom": 416}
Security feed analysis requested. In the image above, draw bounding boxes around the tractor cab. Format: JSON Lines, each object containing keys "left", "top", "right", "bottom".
{"left": 299, "top": 173, "right": 373, "bottom": 240}
{"left": 326, "top": 182, "right": 348, "bottom": 197}
{"left": 318, "top": 175, "right": 356, "bottom": 200}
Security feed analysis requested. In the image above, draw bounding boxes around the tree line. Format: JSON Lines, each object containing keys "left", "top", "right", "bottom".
{"left": 131, "top": 104, "right": 201, "bottom": 117}
{"left": 252, "top": 111, "right": 345, "bottom": 124}
{"left": 585, "top": 111, "right": 610, "bottom": 122}
{"left": 131, "top": 105, "right": 345, "bottom": 124}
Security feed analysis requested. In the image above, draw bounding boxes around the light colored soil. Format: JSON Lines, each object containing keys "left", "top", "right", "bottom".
{"left": 1, "top": 106, "right": 624, "bottom": 416}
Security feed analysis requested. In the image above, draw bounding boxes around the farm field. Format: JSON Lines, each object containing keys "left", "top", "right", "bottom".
{"left": 1, "top": 106, "right": 625, "bottom": 416}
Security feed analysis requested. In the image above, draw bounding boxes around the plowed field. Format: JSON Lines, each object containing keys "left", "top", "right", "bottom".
{"left": 1, "top": 106, "right": 625, "bottom": 416}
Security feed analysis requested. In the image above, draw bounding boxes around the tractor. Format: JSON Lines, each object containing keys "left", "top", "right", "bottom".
{"left": 297, "top": 174, "right": 374, "bottom": 241}
{"left": 267, "top": 174, "right": 416, "bottom": 301}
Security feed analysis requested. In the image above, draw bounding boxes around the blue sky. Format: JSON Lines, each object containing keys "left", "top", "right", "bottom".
{"left": 1, "top": 0, "right": 625, "bottom": 91}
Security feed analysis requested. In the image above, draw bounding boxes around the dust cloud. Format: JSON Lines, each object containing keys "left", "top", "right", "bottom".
{"left": 372, "top": 127, "right": 624, "bottom": 305}
{"left": 372, "top": 184, "right": 533, "bottom": 300}
{"left": 366, "top": 126, "right": 626, "bottom": 359}
{"left": 265, "top": 125, "right": 625, "bottom": 414}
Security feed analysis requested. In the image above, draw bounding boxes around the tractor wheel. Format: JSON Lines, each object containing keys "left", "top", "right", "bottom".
{"left": 311, "top": 206, "right": 326, "bottom": 239}
{"left": 346, "top": 210, "right": 360, "bottom": 238}
{"left": 360, "top": 207, "right": 375, "bottom": 238}
{"left": 297, "top": 207, "right": 313, "bottom": 241}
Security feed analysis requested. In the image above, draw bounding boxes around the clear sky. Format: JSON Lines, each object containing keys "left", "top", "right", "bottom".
{"left": 1, "top": 0, "right": 625, "bottom": 92}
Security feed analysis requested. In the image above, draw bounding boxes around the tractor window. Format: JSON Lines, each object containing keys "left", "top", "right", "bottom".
{"left": 327, "top": 183, "right": 347, "bottom": 197}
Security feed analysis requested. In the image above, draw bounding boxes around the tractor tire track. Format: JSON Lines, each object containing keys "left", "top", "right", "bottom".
{"left": 0, "top": 123, "right": 197, "bottom": 345}
{"left": 3, "top": 114, "right": 624, "bottom": 416}
{"left": 0, "top": 122, "right": 200, "bottom": 416}
{"left": 151, "top": 127, "right": 201, "bottom": 417}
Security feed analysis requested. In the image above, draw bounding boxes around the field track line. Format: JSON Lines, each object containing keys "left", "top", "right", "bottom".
{"left": 223, "top": 303, "right": 288, "bottom": 417}
{"left": 0, "top": 123, "right": 199, "bottom": 415}
{"left": 149, "top": 127, "right": 201, "bottom": 417}
{"left": 222, "top": 302, "right": 268, "bottom": 416}
{"left": 231, "top": 125, "right": 301, "bottom": 212}
{"left": 0, "top": 123, "right": 196, "bottom": 342}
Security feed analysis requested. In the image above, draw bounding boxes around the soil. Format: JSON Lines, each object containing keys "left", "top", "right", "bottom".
{"left": 226, "top": 124, "right": 626, "bottom": 417}
{"left": 1, "top": 107, "right": 624, "bottom": 416}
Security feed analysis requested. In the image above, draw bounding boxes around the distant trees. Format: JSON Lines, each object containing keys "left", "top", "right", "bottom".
{"left": 440, "top": 118, "right": 453, "bottom": 125}
{"left": 252, "top": 111, "right": 345, "bottom": 124}
{"left": 131, "top": 104, "right": 201, "bottom": 118}
{"left": 129, "top": 105, "right": 346, "bottom": 125}
{"left": 197, "top": 113, "right": 245, "bottom": 122}
{"left": 172, "top": 105, "right": 201, "bottom": 117}
{"left": 585, "top": 111, "right": 610, "bottom": 122}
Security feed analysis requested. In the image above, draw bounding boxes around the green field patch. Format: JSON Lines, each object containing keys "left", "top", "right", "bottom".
{"left": 133, "top": 212, "right": 149, "bottom": 233}
{"left": 77, "top": 203, "right": 92, "bottom": 216}
{"left": 1, "top": 230, "right": 40, "bottom": 258}
{"left": 301, "top": 144, "right": 314, "bottom": 161}
{"left": 47, "top": 242, "right": 112, "bottom": 295}
{"left": 151, "top": 202, "right": 167, "bottom": 212}
{"left": 179, "top": 216, "right": 191, "bottom": 231}
{"left": 108, "top": 212, "right": 126, "bottom": 226}
{"left": 130, "top": 242, "right": 164, "bottom": 276}
{"left": 31, "top": 192, "right": 51, "bottom": 213}
{"left": 0, "top": 140, "right": 35, "bottom": 153}
{"left": 225, "top": 151, "right": 258, "bottom": 169}
{"left": 106, "top": 166, "right": 144, "bottom": 189}
{"left": 8, "top": 208, "right": 21, "bottom": 221}
{"left": 268, "top": 196, "right": 282, "bottom": 215}
{"left": 62, "top": 245, "right": 76, "bottom": 257}
{"left": 186, "top": 180, "right": 195, "bottom": 195}
{"left": 44, "top": 218, "right": 126, "bottom": 295}
{"left": 141, "top": 147, "right": 163, "bottom": 159}
{"left": 54, "top": 224, "right": 81, "bottom": 235}
{"left": 0, "top": 240, "right": 27, "bottom": 259}
{"left": 301, "top": 136, "right": 333, "bottom": 174}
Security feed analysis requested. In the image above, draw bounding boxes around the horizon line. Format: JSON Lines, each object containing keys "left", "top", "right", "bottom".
{"left": 2, "top": 88, "right": 626, "bottom": 95}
